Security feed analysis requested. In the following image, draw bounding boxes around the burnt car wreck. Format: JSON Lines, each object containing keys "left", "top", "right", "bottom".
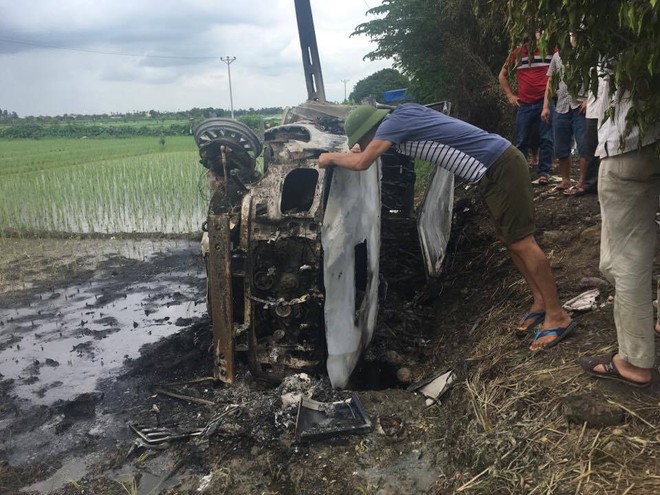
{"left": 196, "top": 0, "right": 454, "bottom": 389}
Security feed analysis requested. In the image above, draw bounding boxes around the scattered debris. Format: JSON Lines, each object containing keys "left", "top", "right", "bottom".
{"left": 396, "top": 367, "right": 412, "bottom": 384}
{"left": 563, "top": 289, "right": 600, "bottom": 312}
{"left": 128, "top": 405, "right": 241, "bottom": 454}
{"left": 155, "top": 387, "right": 215, "bottom": 406}
{"left": 376, "top": 415, "right": 406, "bottom": 441}
{"left": 197, "top": 473, "right": 214, "bottom": 492}
{"left": 280, "top": 373, "right": 314, "bottom": 410}
{"left": 129, "top": 423, "right": 204, "bottom": 447}
{"left": 295, "top": 393, "right": 371, "bottom": 442}
{"left": 409, "top": 369, "right": 456, "bottom": 406}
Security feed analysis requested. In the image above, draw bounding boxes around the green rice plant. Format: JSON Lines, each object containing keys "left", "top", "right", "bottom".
{"left": 0, "top": 137, "right": 208, "bottom": 234}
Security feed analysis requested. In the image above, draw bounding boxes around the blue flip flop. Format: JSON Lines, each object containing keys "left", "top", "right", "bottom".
{"left": 515, "top": 311, "right": 546, "bottom": 338}
{"left": 530, "top": 320, "right": 577, "bottom": 352}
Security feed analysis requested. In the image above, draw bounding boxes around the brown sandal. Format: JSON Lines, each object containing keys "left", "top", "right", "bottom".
{"left": 578, "top": 354, "right": 651, "bottom": 388}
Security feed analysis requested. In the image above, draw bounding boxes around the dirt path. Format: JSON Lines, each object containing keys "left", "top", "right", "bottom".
{"left": 1, "top": 189, "right": 659, "bottom": 495}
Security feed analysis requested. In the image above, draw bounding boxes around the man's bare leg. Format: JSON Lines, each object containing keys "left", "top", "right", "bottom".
{"left": 591, "top": 354, "right": 652, "bottom": 384}
{"left": 507, "top": 235, "right": 572, "bottom": 349}
{"left": 506, "top": 241, "right": 545, "bottom": 329}
{"left": 576, "top": 156, "right": 587, "bottom": 190}
{"left": 557, "top": 157, "right": 572, "bottom": 189}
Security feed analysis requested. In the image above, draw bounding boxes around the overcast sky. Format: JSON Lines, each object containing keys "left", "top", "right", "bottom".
{"left": 0, "top": 0, "right": 393, "bottom": 117}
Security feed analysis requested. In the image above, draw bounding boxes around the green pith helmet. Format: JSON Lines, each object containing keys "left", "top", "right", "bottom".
{"left": 344, "top": 105, "right": 389, "bottom": 148}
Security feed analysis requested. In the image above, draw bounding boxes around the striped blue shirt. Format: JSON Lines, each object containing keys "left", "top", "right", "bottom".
{"left": 374, "top": 104, "right": 510, "bottom": 183}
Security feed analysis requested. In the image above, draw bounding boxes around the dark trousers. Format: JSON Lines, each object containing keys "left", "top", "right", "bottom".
{"left": 515, "top": 100, "right": 554, "bottom": 176}
{"left": 583, "top": 118, "right": 600, "bottom": 193}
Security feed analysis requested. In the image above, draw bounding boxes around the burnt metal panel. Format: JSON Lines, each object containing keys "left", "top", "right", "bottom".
{"left": 417, "top": 167, "right": 454, "bottom": 278}
{"left": 322, "top": 159, "right": 382, "bottom": 388}
{"left": 207, "top": 213, "right": 235, "bottom": 383}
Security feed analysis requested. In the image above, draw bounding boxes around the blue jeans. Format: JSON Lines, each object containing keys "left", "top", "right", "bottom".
{"left": 553, "top": 107, "right": 587, "bottom": 159}
{"left": 515, "top": 100, "right": 554, "bottom": 176}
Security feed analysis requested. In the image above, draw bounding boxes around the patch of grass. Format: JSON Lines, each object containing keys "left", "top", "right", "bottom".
{"left": 116, "top": 476, "right": 138, "bottom": 495}
{"left": 0, "top": 137, "right": 206, "bottom": 234}
{"left": 413, "top": 159, "right": 434, "bottom": 202}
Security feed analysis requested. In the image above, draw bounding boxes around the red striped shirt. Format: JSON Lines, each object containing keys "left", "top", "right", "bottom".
{"left": 506, "top": 45, "right": 553, "bottom": 103}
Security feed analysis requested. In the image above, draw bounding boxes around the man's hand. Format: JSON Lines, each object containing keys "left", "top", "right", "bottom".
{"left": 498, "top": 63, "right": 519, "bottom": 108}
{"left": 579, "top": 100, "right": 587, "bottom": 114}
{"left": 317, "top": 139, "right": 392, "bottom": 172}
{"left": 318, "top": 153, "right": 333, "bottom": 169}
{"left": 541, "top": 106, "right": 551, "bottom": 124}
{"left": 506, "top": 93, "right": 520, "bottom": 107}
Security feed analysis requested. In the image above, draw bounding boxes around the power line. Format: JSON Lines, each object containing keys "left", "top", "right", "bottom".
{"left": 0, "top": 37, "right": 220, "bottom": 60}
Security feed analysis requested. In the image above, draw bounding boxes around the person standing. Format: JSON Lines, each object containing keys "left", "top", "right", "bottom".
{"left": 499, "top": 33, "right": 555, "bottom": 184}
{"left": 578, "top": 82, "right": 660, "bottom": 387}
{"left": 541, "top": 40, "right": 588, "bottom": 195}
{"left": 319, "top": 104, "right": 575, "bottom": 350}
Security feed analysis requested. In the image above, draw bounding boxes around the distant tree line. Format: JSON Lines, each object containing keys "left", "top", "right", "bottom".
{"left": 0, "top": 122, "right": 191, "bottom": 139}
{"left": 0, "top": 108, "right": 19, "bottom": 121}
{"left": 349, "top": 68, "right": 411, "bottom": 104}
{"left": 0, "top": 106, "right": 284, "bottom": 139}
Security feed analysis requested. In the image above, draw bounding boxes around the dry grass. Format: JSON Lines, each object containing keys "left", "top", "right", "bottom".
{"left": 450, "top": 308, "right": 660, "bottom": 495}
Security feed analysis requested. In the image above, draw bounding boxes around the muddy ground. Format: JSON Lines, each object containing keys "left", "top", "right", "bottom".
{"left": 1, "top": 182, "right": 659, "bottom": 495}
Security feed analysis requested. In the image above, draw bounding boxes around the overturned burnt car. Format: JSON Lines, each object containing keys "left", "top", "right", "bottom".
{"left": 195, "top": 0, "right": 454, "bottom": 388}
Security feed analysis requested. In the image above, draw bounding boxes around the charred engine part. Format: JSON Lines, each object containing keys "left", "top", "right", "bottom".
{"left": 246, "top": 121, "right": 340, "bottom": 383}
{"left": 194, "top": 118, "right": 263, "bottom": 191}
{"left": 249, "top": 238, "right": 325, "bottom": 379}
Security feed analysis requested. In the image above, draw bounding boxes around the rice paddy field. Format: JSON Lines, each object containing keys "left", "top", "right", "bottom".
{"left": 0, "top": 136, "right": 209, "bottom": 234}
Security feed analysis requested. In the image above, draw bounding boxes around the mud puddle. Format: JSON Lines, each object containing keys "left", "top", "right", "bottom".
{"left": 0, "top": 238, "right": 208, "bottom": 489}
{"left": 0, "top": 274, "right": 202, "bottom": 405}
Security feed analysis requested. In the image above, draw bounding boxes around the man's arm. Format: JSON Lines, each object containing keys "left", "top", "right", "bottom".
{"left": 318, "top": 139, "right": 393, "bottom": 171}
{"left": 541, "top": 77, "right": 553, "bottom": 123}
{"left": 498, "top": 63, "right": 519, "bottom": 107}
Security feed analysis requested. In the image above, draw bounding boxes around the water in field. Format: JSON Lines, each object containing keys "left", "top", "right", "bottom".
{"left": 0, "top": 239, "right": 204, "bottom": 406}
{"left": 0, "top": 139, "right": 209, "bottom": 234}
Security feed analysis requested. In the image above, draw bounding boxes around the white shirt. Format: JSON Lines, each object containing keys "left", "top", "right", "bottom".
{"left": 585, "top": 76, "right": 607, "bottom": 120}
{"left": 596, "top": 80, "right": 660, "bottom": 157}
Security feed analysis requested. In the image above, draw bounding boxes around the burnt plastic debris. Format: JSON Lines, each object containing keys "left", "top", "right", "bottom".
{"left": 295, "top": 392, "right": 371, "bottom": 442}
{"left": 408, "top": 368, "right": 456, "bottom": 406}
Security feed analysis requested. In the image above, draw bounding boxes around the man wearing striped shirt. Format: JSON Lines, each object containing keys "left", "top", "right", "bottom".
{"left": 318, "top": 103, "right": 574, "bottom": 351}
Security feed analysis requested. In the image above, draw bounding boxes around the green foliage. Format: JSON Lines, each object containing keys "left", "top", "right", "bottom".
{"left": 348, "top": 68, "right": 410, "bottom": 103}
{"left": 237, "top": 113, "right": 265, "bottom": 133}
{"left": 0, "top": 122, "right": 190, "bottom": 139}
{"left": 497, "top": 0, "right": 659, "bottom": 143}
{"left": 352, "top": 0, "right": 512, "bottom": 134}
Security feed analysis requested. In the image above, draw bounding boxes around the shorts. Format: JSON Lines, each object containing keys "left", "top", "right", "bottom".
{"left": 477, "top": 145, "right": 535, "bottom": 245}
{"left": 554, "top": 107, "right": 587, "bottom": 159}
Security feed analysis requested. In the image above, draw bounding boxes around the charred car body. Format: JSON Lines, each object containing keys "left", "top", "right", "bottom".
{"left": 196, "top": 0, "right": 454, "bottom": 388}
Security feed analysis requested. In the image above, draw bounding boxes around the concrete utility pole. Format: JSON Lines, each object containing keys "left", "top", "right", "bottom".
{"left": 341, "top": 79, "right": 349, "bottom": 102}
{"left": 220, "top": 56, "right": 237, "bottom": 118}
